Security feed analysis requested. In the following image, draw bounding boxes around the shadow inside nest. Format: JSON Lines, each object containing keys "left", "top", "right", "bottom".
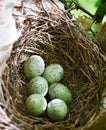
{"left": 3, "top": 16, "right": 104, "bottom": 130}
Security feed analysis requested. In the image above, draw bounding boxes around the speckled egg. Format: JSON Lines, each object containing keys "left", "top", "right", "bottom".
{"left": 48, "top": 83, "right": 72, "bottom": 104}
{"left": 24, "top": 55, "right": 45, "bottom": 79}
{"left": 28, "top": 76, "right": 48, "bottom": 96}
{"left": 47, "top": 99, "right": 68, "bottom": 121}
{"left": 43, "top": 64, "right": 64, "bottom": 84}
{"left": 25, "top": 94, "right": 47, "bottom": 116}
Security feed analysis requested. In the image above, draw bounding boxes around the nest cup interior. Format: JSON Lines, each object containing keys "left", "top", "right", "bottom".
{"left": 3, "top": 16, "right": 104, "bottom": 130}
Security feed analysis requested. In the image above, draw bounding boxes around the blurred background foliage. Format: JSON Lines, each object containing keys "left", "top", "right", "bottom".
{"left": 60, "top": 0, "right": 106, "bottom": 35}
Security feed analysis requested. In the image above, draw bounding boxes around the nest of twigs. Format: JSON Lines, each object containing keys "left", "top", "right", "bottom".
{"left": 1, "top": 1, "right": 105, "bottom": 130}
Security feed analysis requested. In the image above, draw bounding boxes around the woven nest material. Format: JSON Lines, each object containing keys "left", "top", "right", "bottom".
{"left": 1, "top": 1, "right": 106, "bottom": 130}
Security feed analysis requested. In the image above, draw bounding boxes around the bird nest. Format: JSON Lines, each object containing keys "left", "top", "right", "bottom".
{"left": 1, "top": 1, "right": 106, "bottom": 130}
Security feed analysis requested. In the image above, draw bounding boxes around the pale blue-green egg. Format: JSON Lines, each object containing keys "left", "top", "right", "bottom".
{"left": 24, "top": 55, "right": 45, "bottom": 79}
{"left": 28, "top": 76, "right": 48, "bottom": 96}
{"left": 25, "top": 94, "right": 47, "bottom": 116}
{"left": 47, "top": 99, "right": 68, "bottom": 121}
{"left": 48, "top": 83, "right": 72, "bottom": 104}
{"left": 43, "top": 64, "right": 64, "bottom": 84}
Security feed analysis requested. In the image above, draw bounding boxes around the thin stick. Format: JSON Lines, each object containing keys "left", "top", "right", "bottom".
{"left": 72, "top": 0, "right": 94, "bottom": 18}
